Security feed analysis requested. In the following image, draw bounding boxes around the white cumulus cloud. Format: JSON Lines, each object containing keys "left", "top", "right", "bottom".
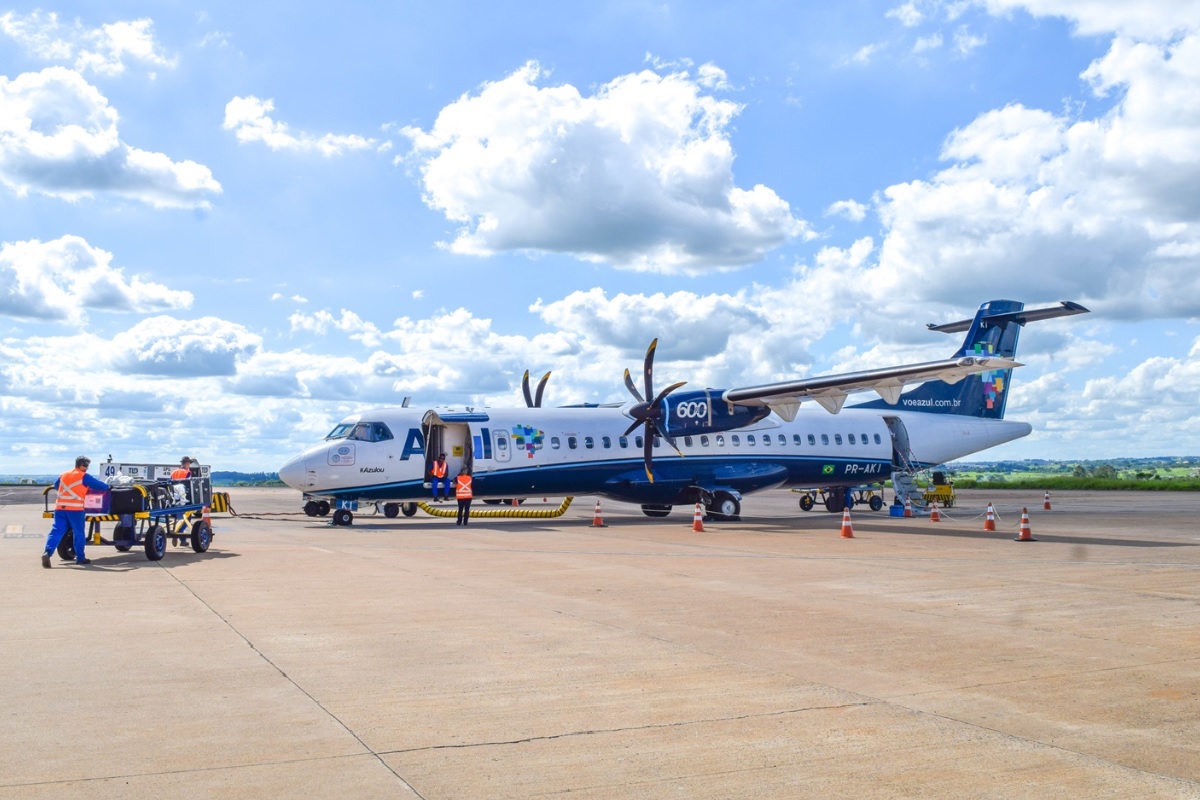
{"left": 0, "top": 67, "right": 220, "bottom": 207}
{"left": 400, "top": 61, "right": 810, "bottom": 274}
{"left": 0, "top": 11, "right": 177, "bottom": 76}
{"left": 223, "top": 96, "right": 377, "bottom": 157}
{"left": 111, "top": 316, "right": 261, "bottom": 377}
{"left": 0, "top": 235, "right": 192, "bottom": 323}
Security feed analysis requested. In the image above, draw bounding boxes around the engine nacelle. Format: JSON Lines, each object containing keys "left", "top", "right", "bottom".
{"left": 659, "top": 389, "right": 770, "bottom": 437}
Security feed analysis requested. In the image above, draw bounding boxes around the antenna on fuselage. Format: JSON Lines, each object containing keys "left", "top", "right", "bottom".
{"left": 401, "top": 397, "right": 411, "bottom": 408}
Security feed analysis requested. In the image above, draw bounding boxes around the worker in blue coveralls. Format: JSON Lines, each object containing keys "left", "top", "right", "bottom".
{"left": 41, "top": 455, "right": 110, "bottom": 568}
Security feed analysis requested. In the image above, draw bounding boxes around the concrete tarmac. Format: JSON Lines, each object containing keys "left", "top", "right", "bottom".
{"left": 3, "top": 488, "right": 1199, "bottom": 799}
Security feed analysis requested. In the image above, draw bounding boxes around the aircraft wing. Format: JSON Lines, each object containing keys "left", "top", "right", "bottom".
{"left": 720, "top": 356, "right": 1021, "bottom": 421}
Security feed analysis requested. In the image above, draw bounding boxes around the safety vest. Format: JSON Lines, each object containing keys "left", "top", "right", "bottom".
{"left": 170, "top": 468, "right": 190, "bottom": 480}
{"left": 455, "top": 474, "right": 473, "bottom": 499}
{"left": 432, "top": 460, "right": 447, "bottom": 478}
{"left": 55, "top": 468, "right": 89, "bottom": 511}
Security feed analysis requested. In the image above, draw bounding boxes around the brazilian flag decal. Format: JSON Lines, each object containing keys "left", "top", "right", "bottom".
{"left": 822, "top": 464, "right": 835, "bottom": 475}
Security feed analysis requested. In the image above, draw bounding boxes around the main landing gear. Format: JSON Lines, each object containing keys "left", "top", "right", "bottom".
{"left": 640, "top": 490, "right": 742, "bottom": 523}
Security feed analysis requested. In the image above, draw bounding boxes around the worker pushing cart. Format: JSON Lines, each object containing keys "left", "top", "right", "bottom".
{"left": 42, "top": 458, "right": 227, "bottom": 563}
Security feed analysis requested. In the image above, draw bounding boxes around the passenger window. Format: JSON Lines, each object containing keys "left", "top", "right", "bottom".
{"left": 731, "top": 434, "right": 740, "bottom": 446}
{"left": 568, "top": 436, "right": 577, "bottom": 449}
{"left": 551, "top": 437, "right": 560, "bottom": 449}
{"left": 619, "top": 436, "right": 628, "bottom": 448}
{"left": 514, "top": 435, "right": 526, "bottom": 447}
{"left": 602, "top": 436, "right": 611, "bottom": 448}
{"left": 808, "top": 434, "right": 816, "bottom": 446}
{"left": 861, "top": 433, "right": 869, "bottom": 445}
{"left": 716, "top": 434, "right": 725, "bottom": 446}
{"left": 700, "top": 435, "right": 710, "bottom": 446}
{"left": 834, "top": 434, "right": 843, "bottom": 445}
{"left": 794, "top": 434, "right": 802, "bottom": 446}
{"left": 762, "top": 434, "right": 771, "bottom": 446}
{"left": 821, "top": 434, "right": 829, "bottom": 445}
{"left": 496, "top": 437, "right": 508, "bottom": 451}
{"left": 635, "top": 435, "right": 644, "bottom": 448}
{"left": 849, "top": 434, "right": 856, "bottom": 445}
{"left": 684, "top": 436, "right": 693, "bottom": 447}
{"left": 584, "top": 436, "right": 594, "bottom": 449}
{"left": 779, "top": 435, "right": 787, "bottom": 446}
{"left": 747, "top": 434, "right": 756, "bottom": 446}
{"left": 652, "top": 435, "right": 661, "bottom": 448}
{"left": 874, "top": 433, "right": 882, "bottom": 444}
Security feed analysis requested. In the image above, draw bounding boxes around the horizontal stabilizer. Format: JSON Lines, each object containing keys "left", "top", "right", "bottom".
{"left": 928, "top": 300, "right": 1089, "bottom": 334}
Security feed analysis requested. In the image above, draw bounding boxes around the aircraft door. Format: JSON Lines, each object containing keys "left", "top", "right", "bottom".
{"left": 883, "top": 417, "right": 914, "bottom": 471}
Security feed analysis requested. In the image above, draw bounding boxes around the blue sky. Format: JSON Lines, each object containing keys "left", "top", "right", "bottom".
{"left": 2, "top": 1, "right": 1198, "bottom": 473}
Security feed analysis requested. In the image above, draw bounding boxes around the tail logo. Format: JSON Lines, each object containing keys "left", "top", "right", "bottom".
{"left": 972, "top": 342, "right": 1006, "bottom": 410}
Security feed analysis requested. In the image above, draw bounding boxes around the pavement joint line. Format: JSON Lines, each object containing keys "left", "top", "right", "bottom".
{"left": 379, "top": 701, "right": 875, "bottom": 755}
{"left": 0, "top": 751, "right": 395, "bottom": 790}
{"left": 158, "top": 565, "right": 428, "bottom": 800}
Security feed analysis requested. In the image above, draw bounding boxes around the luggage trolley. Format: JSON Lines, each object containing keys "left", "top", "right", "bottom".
{"left": 42, "top": 460, "right": 216, "bottom": 562}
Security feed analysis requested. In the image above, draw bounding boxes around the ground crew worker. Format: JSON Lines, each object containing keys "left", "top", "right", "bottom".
{"left": 170, "top": 457, "right": 193, "bottom": 546}
{"left": 431, "top": 453, "right": 450, "bottom": 502}
{"left": 42, "top": 455, "right": 110, "bottom": 568}
{"left": 454, "top": 467, "right": 473, "bottom": 526}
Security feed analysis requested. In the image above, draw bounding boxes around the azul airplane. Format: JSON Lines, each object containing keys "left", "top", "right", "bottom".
{"left": 278, "top": 299, "right": 1087, "bottom": 525}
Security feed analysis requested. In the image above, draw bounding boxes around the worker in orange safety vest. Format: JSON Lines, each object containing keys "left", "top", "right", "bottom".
{"left": 454, "top": 468, "right": 473, "bottom": 526}
{"left": 170, "top": 456, "right": 193, "bottom": 546}
{"left": 42, "top": 455, "right": 110, "bottom": 568}
{"left": 430, "top": 453, "right": 450, "bottom": 502}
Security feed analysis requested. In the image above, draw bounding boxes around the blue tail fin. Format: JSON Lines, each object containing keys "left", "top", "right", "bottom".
{"left": 857, "top": 299, "right": 1088, "bottom": 419}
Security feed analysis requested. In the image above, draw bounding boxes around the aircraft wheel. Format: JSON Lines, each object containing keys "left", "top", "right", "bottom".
{"left": 383, "top": 503, "right": 400, "bottom": 518}
{"left": 710, "top": 492, "right": 741, "bottom": 521}
{"left": 145, "top": 524, "right": 167, "bottom": 561}
{"left": 190, "top": 520, "right": 212, "bottom": 553}
{"left": 304, "top": 501, "right": 319, "bottom": 517}
{"left": 113, "top": 524, "right": 135, "bottom": 552}
{"left": 640, "top": 505, "right": 671, "bottom": 518}
{"left": 869, "top": 495, "right": 884, "bottom": 512}
{"left": 332, "top": 509, "right": 353, "bottom": 526}
{"left": 316, "top": 500, "right": 331, "bottom": 517}
{"left": 799, "top": 494, "right": 815, "bottom": 512}
{"left": 825, "top": 493, "right": 846, "bottom": 513}
{"left": 57, "top": 530, "right": 76, "bottom": 561}
{"left": 401, "top": 503, "right": 418, "bottom": 517}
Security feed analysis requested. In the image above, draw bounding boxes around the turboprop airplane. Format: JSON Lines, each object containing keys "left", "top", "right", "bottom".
{"left": 277, "top": 299, "right": 1087, "bottom": 525}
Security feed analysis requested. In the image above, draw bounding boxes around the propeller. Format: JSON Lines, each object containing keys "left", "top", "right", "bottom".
{"left": 521, "top": 370, "right": 552, "bottom": 408}
{"left": 621, "top": 339, "right": 686, "bottom": 483}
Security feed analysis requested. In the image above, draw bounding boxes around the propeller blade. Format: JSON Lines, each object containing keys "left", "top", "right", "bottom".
{"left": 656, "top": 426, "right": 685, "bottom": 458}
{"left": 623, "top": 368, "right": 643, "bottom": 402}
{"left": 534, "top": 371, "right": 551, "bottom": 408}
{"left": 643, "top": 429, "right": 655, "bottom": 483}
{"left": 650, "top": 380, "right": 687, "bottom": 409}
{"left": 521, "top": 370, "right": 534, "bottom": 408}
{"left": 622, "top": 419, "right": 642, "bottom": 438}
{"left": 642, "top": 338, "right": 658, "bottom": 405}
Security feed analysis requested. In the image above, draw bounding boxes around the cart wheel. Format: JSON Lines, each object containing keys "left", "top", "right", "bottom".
{"left": 190, "top": 520, "right": 212, "bottom": 553}
{"left": 799, "top": 494, "right": 814, "bottom": 512}
{"left": 144, "top": 524, "right": 167, "bottom": 561}
{"left": 383, "top": 503, "right": 400, "bottom": 518}
{"left": 869, "top": 495, "right": 884, "bottom": 512}
{"left": 332, "top": 508, "right": 353, "bottom": 526}
{"left": 56, "top": 528, "right": 76, "bottom": 561}
{"left": 401, "top": 502, "right": 418, "bottom": 517}
{"left": 113, "top": 524, "right": 134, "bottom": 552}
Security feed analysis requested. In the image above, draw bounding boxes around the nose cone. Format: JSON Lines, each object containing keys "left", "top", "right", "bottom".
{"left": 278, "top": 453, "right": 308, "bottom": 490}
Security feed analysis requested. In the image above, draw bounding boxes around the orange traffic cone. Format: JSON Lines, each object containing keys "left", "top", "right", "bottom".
{"left": 904, "top": 497, "right": 913, "bottom": 518}
{"left": 1015, "top": 507, "right": 1036, "bottom": 541}
{"left": 839, "top": 507, "right": 854, "bottom": 538}
{"left": 984, "top": 503, "right": 997, "bottom": 531}
{"left": 929, "top": 500, "right": 941, "bottom": 522}
{"left": 692, "top": 503, "right": 706, "bottom": 533}
{"left": 1043, "top": 491, "right": 1052, "bottom": 511}
{"left": 591, "top": 499, "right": 606, "bottom": 528}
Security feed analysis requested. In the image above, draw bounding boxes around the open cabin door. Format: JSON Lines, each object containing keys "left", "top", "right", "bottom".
{"left": 421, "top": 410, "right": 488, "bottom": 479}
{"left": 883, "top": 416, "right": 913, "bottom": 472}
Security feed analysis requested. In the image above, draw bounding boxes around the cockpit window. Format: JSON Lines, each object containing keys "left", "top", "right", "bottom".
{"left": 328, "top": 421, "right": 394, "bottom": 442}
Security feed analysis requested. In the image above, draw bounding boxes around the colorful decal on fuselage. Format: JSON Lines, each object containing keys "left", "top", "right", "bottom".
{"left": 512, "top": 425, "right": 545, "bottom": 458}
